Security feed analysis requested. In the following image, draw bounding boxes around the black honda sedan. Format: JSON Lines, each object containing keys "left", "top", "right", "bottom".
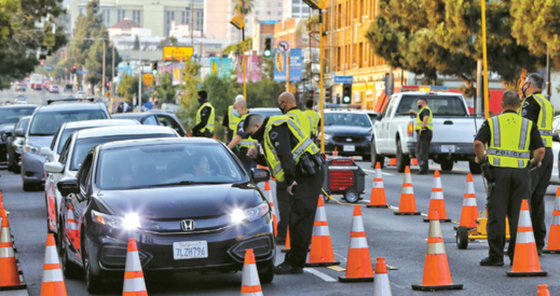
{"left": 58, "top": 138, "right": 275, "bottom": 294}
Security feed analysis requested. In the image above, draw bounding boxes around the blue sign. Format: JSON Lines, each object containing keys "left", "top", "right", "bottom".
{"left": 334, "top": 76, "right": 353, "bottom": 84}
{"left": 77, "top": 70, "right": 87, "bottom": 75}
{"left": 44, "top": 66, "right": 52, "bottom": 70}
{"left": 273, "top": 48, "right": 302, "bottom": 82}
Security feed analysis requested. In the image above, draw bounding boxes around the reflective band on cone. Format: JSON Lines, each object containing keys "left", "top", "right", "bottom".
{"left": 507, "top": 200, "right": 547, "bottom": 277}
{"left": 240, "top": 249, "right": 263, "bottom": 296}
{"left": 458, "top": 174, "right": 479, "bottom": 229}
{"left": 372, "top": 257, "right": 392, "bottom": 296}
{"left": 263, "top": 181, "right": 278, "bottom": 236}
{"left": 123, "top": 238, "right": 148, "bottom": 296}
{"left": 306, "top": 197, "right": 340, "bottom": 267}
{"left": 423, "top": 171, "right": 451, "bottom": 222}
{"left": 412, "top": 210, "right": 463, "bottom": 291}
{"left": 40, "top": 234, "right": 67, "bottom": 296}
{"left": 339, "top": 206, "right": 374, "bottom": 282}
{"left": 367, "top": 162, "right": 388, "bottom": 208}
{"left": 544, "top": 188, "right": 560, "bottom": 254}
{"left": 66, "top": 205, "right": 80, "bottom": 254}
{"left": 0, "top": 215, "right": 26, "bottom": 290}
{"left": 395, "top": 166, "right": 420, "bottom": 215}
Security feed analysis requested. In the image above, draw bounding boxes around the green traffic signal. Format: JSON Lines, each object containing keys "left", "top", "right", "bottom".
{"left": 342, "top": 96, "right": 351, "bottom": 104}
{"left": 263, "top": 49, "right": 272, "bottom": 58}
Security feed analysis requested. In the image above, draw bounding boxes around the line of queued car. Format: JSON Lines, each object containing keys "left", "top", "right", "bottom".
{"left": 0, "top": 97, "right": 275, "bottom": 294}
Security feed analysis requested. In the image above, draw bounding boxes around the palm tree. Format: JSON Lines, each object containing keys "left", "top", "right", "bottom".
{"left": 234, "top": 0, "right": 255, "bottom": 17}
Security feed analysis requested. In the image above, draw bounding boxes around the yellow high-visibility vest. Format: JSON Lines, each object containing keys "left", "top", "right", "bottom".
{"left": 233, "top": 114, "right": 258, "bottom": 149}
{"left": 520, "top": 93, "right": 554, "bottom": 148}
{"left": 196, "top": 102, "right": 215, "bottom": 133}
{"left": 487, "top": 112, "right": 532, "bottom": 168}
{"left": 287, "top": 109, "right": 312, "bottom": 138}
{"left": 228, "top": 105, "right": 241, "bottom": 131}
{"left": 305, "top": 109, "right": 320, "bottom": 136}
{"left": 415, "top": 106, "right": 433, "bottom": 131}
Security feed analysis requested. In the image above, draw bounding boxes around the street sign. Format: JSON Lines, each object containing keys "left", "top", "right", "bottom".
{"left": 163, "top": 46, "right": 194, "bottom": 61}
{"left": 44, "top": 66, "right": 52, "bottom": 70}
{"left": 77, "top": 70, "right": 87, "bottom": 75}
{"left": 175, "top": 89, "right": 187, "bottom": 104}
{"left": 334, "top": 76, "right": 353, "bottom": 84}
{"left": 277, "top": 41, "right": 289, "bottom": 53}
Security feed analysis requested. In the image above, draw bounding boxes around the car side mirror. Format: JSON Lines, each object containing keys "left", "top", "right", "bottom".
{"left": 14, "top": 129, "right": 24, "bottom": 137}
{"left": 44, "top": 162, "right": 64, "bottom": 174}
{"left": 377, "top": 114, "right": 383, "bottom": 120}
{"left": 251, "top": 168, "right": 270, "bottom": 184}
{"left": 4, "top": 131, "right": 13, "bottom": 138}
{"left": 40, "top": 147, "right": 53, "bottom": 156}
{"left": 57, "top": 178, "right": 79, "bottom": 196}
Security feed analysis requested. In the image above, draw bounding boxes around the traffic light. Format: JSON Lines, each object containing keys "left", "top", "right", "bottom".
{"left": 342, "top": 83, "right": 352, "bottom": 104}
{"left": 151, "top": 62, "right": 158, "bottom": 75}
{"left": 263, "top": 38, "right": 272, "bottom": 58}
{"left": 65, "top": 69, "right": 68, "bottom": 74}
{"left": 324, "top": 86, "right": 332, "bottom": 103}
{"left": 40, "top": 61, "right": 44, "bottom": 66}
{"left": 72, "top": 65, "right": 77, "bottom": 74}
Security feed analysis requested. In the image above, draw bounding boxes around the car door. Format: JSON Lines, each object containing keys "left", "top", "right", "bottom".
{"left": 46, "top": 137, "right": 72, "bottom": 234}
{"left": 67, "top": 153, "right": 94, "bottom": 257}
{"left": 377, "top": 96, "right": 397, "bottom": 152}
{"left": 156, "top": 114, "right": 187, "bottom": 137}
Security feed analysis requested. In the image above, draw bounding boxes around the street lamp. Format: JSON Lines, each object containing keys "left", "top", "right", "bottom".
{"left": 230, "top": 16, "right": 247, "bottom": 101}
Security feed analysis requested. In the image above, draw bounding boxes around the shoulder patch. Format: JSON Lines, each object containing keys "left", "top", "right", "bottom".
{"left": 270, "top": 131, "right": 278, "bottom": 140}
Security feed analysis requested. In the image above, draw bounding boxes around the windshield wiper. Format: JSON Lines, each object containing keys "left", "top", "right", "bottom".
{"left": 146, "top": 180, "right": 226, "bottom": 188}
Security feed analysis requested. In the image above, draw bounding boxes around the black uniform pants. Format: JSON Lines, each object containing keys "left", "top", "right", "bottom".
{"left": 487, "top": 167, "right": 531, "bottom": 261}
{"left": 284, "top": 163, "right": 325, "bottom": 268}
{"left": 275, "top": 181, "right": 290, "bottom": 239}
{"left": 416, "top": 129, "right": 432, "bottom": 173}
{"left": 530, "top": 147, "right": 553, "bottom": 251}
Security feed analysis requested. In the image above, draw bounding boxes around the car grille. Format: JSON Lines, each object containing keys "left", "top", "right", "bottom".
{"left": 333, "top": 136, "right": 365, "bottom": 143}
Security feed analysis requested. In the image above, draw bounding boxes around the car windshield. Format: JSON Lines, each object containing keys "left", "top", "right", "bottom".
{"left": 396, "top": 95, "right": 467, "bottom": 116}
{"left": 324, "top": 113, "right": 372, "bottom": 127}
{"left": 0, "top": 108, "right": 35, "bottom": 125}
{"left": 28, "top": 110, "right": 107, "bottom": 136}
{"left": 16, "top": 118, "right": 30, "bottom": 131}
{"left": 70, "top": 134, "right": 176, "bottom": 171}
{"left": 97, "top": 143, "right": 245, "bottom": 190}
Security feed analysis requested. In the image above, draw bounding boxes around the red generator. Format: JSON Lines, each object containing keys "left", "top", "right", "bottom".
{"left": 324, "top": 157, "right": 366, "bottom": 203}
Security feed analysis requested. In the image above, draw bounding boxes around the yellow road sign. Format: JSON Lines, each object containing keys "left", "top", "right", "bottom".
{"left": 163, "top": 46, "right": 194, "bottom": 61}
{"left": 143, "top": 74, "right": 154, "bottom": 85}
{"left": 230, "top": 16, "right": 245, "bottom": 30}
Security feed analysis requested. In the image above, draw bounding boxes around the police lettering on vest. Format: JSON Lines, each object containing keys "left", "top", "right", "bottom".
{"left": 196, "top": 102, "right": 215, "bottom": 133}
{"left": 520, "top": 93, "right": 554, "bottom": 148}
{"left": 415, "top": 106, "right": 433, "bottom": 131}
{"left": 287, "top": 109, "right": 312, "bottom": 138}
{"left": 487, "top": 113, "right": 532, "bottom": 168}
{"left": 228, "top": 105, "right": 241, "bottom": 131}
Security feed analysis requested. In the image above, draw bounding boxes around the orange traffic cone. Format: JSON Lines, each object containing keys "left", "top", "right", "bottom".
{"left": 65, "top": 205, "right": 80, "bottom": 253}
{"left": 423, "top": 171, "right": 451, "bottom": 222}
{"left": 281, "top": 227, "right": 291, "bottom": 253}
{"left": 339, "top": 206, "right": 374, "bottom": 282}
{"left": 367, "top": 162, "right": 387, "bottom": 208}
{"left": 458, "top": 174, "right": 479, "bottom": 229}
{"left": 507, "top": 200, "right": 547, "bottom": 277}
{"left": 333, "top": 147, "right": 338, "bottom": 157}
{"left": 372, "top": 257, "right": 392, "bottom": 296}
{"left": 411, "top": 158, "right": 419, "bottom": 166}
{"left": 306, "top": 197, "right": 340, "bottom": 267}
{"left": 123, "top": 238, "right": 148, "bottom": 295}
{"left": 543, "top": 188, "right": 560, "bottom": 254}
{"left": 240, "top": 249, "right": 263, "bottom": 296}
{"left": 263, "top": 181, "right": 278, "bottom": 236}
{"left": 537, "top": 284, "right": 551, "bottom": 296}
{"left": 40, "top": 234, "right": 67, "bottom": 296}
{"left": 0, "top": 216, "right": 25, "bottom": 290}
{"left": 388, "top": 158, "right": 397, "bottom": 166}
{"left": 395, "top": 166, "right": 420, "bottom": 215}
{"left": 412, "top": 210, "right": 463, "bottom": 291}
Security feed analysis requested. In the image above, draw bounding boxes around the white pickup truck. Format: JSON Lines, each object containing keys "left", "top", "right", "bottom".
{"left": 371, "top": 89, "right": 484, "bottom": 174}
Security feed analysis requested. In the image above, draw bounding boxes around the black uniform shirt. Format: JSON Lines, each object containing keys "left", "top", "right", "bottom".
{"left": 251, "top": 118, "right": 298, "bottom": 185}
{"left": 222, "top": 109, "right": 230, "bottom": 128}
{"left": 475, "top": 110, "right": 544, "bottom": 151}
{"left": 520, "top": 93, "right": 542, "bottom": 124}
{"left": 192, "top": 99, "right": 212, "bottom": 133}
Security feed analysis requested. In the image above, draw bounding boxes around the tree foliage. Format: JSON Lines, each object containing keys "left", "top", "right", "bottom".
{"left": 116, "top": 75, "right": 139, "bottom": 99}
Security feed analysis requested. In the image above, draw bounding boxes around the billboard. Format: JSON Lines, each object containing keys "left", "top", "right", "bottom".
{"left": 163, "top": 46, "right": 194, "bottom": 61}
{"left": 274, "top": 48, "right": 302, "bottom": 82}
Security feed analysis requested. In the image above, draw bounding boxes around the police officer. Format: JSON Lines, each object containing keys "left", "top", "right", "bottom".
{"left": 244, "top": 113, "right": 325, "bottom": 274}
{"left": 409, "top": 98, "right": 433, "bottom": 174}
{"left": 192, "top": 90, "right": 215, "bottom": 138}
{"left": 304, "top": 99, "right": 321, "bottom": 141}
{"left": 519, "top": 73, "right": 555, "bottom": 255}
{"left": 227, "top": 99, "right": 257, "bottom": 172}
{"left": 278, "top": 92, "right": 312, "bottom": 138}
{"left": 223, "top": 95, "right": 245, "bottom": 142}
{"left": 474, "top": 91, "right": 545, "bottom": 266}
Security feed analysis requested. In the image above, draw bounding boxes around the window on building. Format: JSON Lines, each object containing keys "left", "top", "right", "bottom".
{"left": 359, "top": 42, "right": 363, "bottom": 68}
{"left": 278, "top": 2, "right": 282, "bottom": 6}
{"left": 268, "top": 11, "right": 271, "bottom": 15}
{"left": 292, "top": 7, "right": 300, "bottom": 14}
{"left": 166, "top": 11, "right": 175, "bottom": 36}
{"left": 292, "top": 0, "right": 299, "bottom": 3}
{"left": 79, "top": 8, "right": 83, "bottom": 15}
{"left": 278, "top": 11, "right": 281, "bottom": 16}
{"left": 256, "top": 10, "right": 259, "bottom": 15}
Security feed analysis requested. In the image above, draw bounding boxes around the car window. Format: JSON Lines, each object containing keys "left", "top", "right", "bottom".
{"left": 0, "top": 108, "right": 35, "bottom": 125}
{"left": 385, "top": 97, "right": 399, "bottom": 118}
{"left": 96, "top": 143, "right": 246, "bottom": 190}
{"left": 324, "top": 113, "right": 372, "bottom": 127}
{"left": 16, "top": 118, "right": 30, "bottom": 131}
{"left": 157, "top": 115, "right": 185, "bottom": 136}
{"left": 396, "top": 95, "right": 467, "bottom": 116}
{"left": 28, "top": 110, "right": 108, "bottom": 136}
{"left": 78, "top": 154, "right": 93, "bottom": 191}
{"left": 58, "top": 136, "right": 72, "bottom": 165}
{"left": 143, "top": 115, "right": 159, "bottom": 126}
{"left": 50, "top": 127, "right": 62, "bottom": 150}
{"left": 56, "top": 128, "right": 82, "bottom": 154}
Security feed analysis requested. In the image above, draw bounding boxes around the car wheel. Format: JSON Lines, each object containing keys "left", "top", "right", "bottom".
{"left": 13, "top": 164, "right": 21, "bottom": 174}
{"left": 371, "top": 140, "right": 384, "bottom": 169}
{"left": 60, "top": 221, "right": 81, "bottom": 279}
{"left": 344, "top": 188, "right": 360, "bottom": 203}
{"left": 257, "top": 258, "right": 275, "bottom": 284}
{"left": 23, "top": 181, "right": 35, "bottom": 192}
{"left": 84, "top": 244, "right": 104, "bottom": 294}
{"left": 440, "top": 160, "right": 454, "bottom": 171}
{"left": 396, "top": 139, "right": 410, "bottom": 173}
{"left": 469, "top": 160, "right": 482, "bottom": 175}
{"left": 362, "top": 155, "right": 371, "bottom": 162}
{"left": 456, "top": 226, "right": 469, "bottom": 249}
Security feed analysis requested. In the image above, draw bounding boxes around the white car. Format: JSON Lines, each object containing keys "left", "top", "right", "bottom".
{"left": 43, "top": 125, "right": 180, "bottom": 243}
{"left": 550, "top": 115, "right": 560, "bottom": 184}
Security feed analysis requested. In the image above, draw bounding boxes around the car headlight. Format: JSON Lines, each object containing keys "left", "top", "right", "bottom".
{"left": 24, "top": 143, "right": 41, "bottom": 155}
{"left": 92, "top": 210, "right": 142, "bottom": 230}
{"left": 365, "top": 134, "right": 372, "bottom": 142}
{"left": 230, "top": 202, "right": 270, "bottom": 224}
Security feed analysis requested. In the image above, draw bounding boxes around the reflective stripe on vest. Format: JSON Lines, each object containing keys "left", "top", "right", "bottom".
{"left": 196, "top": 102, "right": 215, "bottom": 133}
{"left": 487, "top": 113, "right": 532, "bottom": 168}
{"left": 263, "top": 115, "right": 320, "bottom": 182}
{"left": 228, "top": 105, "right": 241, "bottom": 130}
{"left": 520, "top": 93, "right": 554, "bottom": 148}
{"left": 287, "top": 109, "right": 312, "bottom": 138}
{"left": 233, "top": 114, "right": 258, "bottom": 149}
{"left": 305, "top": 109, "right": 320, "bottom": 135}
{"left": 414, "top": 106, "right": 433, "bottom": 131}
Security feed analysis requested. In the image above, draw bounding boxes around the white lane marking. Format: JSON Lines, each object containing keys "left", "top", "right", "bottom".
{"left": 303, "top": 268, "right": 337, "bottom": 282}
{"left": 390, "top": 282, "right": 406, "bottom": 289}
{"left": 363, "top": 169, "right": 394, "bottom": 176}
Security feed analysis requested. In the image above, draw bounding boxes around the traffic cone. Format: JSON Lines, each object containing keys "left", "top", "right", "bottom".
{"left": 123, "top": 238, "right": 148, "bottom": 295}
{"left": 411, "top": 158, "right": 419, "bottom": 166}
{"left": 372, "top": 257, "right": 392, "bottom": 296}
{"left": 240, "top": 249, "right": 263, "bottom": 296}
{"left": 40, "top": 234, "right": 67, "bottom": 296}
{"left": 458, "top": 174, "right": 479, "bottom": 229}
{"left": 333, "top": 147, "right": 338, "bottom": 157}
{"left": 388, "top": 158, "right": 397, "bottom": 166}
{"left": 394, "top": 166, "right": 420, "bottom": 215}
{"left": 306, "top": 197, "right": 340, "bottom": 267}
{"left": 339, "top": 206, "right": 374, "bottom": 282}
{"left": 537, "top": 285, "right": 551, "bottom": 296}
{"left": 66, "top": 205, "right": 80, "bottom": 253}
{"left": 507, "top": 199, "right": 547, "bottom": 277}
{"left": 263, "top": 181, "right": 278, "bottom": 236}
{"left": 423, "top": 171, "right": 451, "bottom": 222}
{"left": 0, "top": 216, "right": 25, "bottom": 290}
{"left": 412, "top": 209, "right": 463, "bottom": 291}
{"left": 367, "top": 162, "right": 387, "bottom": 208}
{"left": 544, "top": 188, "right": 560, "bottom": 254}
{"left": 281, "top": 227, "right": 290, "bottom": 253}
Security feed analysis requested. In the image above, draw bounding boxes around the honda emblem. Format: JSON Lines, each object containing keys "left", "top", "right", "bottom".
{"left": 180, "top": 219, "right": 195, "bottom": 231}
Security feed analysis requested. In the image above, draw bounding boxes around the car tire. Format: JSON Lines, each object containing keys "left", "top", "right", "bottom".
{"left": 13, "top": 164, "right": 21, "bottom": 174}
{"left": 60, "top": 221, "right": 81, "bottom": 279}
{"left": 23, "top": 181, "right": 36, "bottom": 192}
{"left": 456, "top": 226, "right": 469, "bottom": 249}
{"left": 396, "top": 139, "right": 410, "bottom": 173}
{"left": 257, "top": 258, "right": 275, "bottom": 284}
{"left": 344, "top": 188, "right": 360, "bottom": 203}
{"left": 469, "top": 160, "right": 482, "bottom": 175}
{"left": 440, "top": 160, "right": 454, "bottom": 172}
{"left": 371, "top": 140, "right": 384, "bottom": 168}
{"left": 84, "top": 243, "right": 104, "bottom": 294}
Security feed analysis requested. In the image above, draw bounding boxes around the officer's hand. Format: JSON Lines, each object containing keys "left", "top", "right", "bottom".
{"left": 418, "top": 129, "right": 422, "bottom": 135}
{"left": 409, "top": 109, "right": 415, "bottom": 114}
{"left": 247, "top": 147, "right": 258, "bottom": 159}
{"left": 287, "top": 181, "right": 297, "bottom": 196}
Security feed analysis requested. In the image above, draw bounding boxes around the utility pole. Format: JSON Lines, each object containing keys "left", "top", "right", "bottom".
{"left": 111, "top": 42, "right": 115, "bottom": 98}
{"left": 102, "top": 39, "right": 106, "bottom": 98}
{"left": 138, "top": 45, "right": 142, "bottom": 110}
{"left": 191, "top": 0, "right": 194, "bottom": 47}
{"left": 480, "top": 0, "right": 490, "bottom": 119}
{"left": 547, "top": 43, "right": 552, "bottom": 100}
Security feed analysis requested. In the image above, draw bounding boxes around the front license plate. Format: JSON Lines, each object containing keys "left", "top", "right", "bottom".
{"left": 173, "top": 241, "right": 208, "bottom": 260}
{"left": 343, "top": 145, "right": 355, "bottom": 152}
{"left": 441, "top": 145, "right": 456, "bottom": 153}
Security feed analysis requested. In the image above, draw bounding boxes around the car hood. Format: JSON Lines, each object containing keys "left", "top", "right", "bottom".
{"left": 0, "top": 123, "right": 14, "bottom": 133}
{"left": 27, "top": 135, "right": 54, "bottom": 148}
{"left": 97, "top": 183, "right": 263, "bottom": 220}
{"left": 323, "top": 126, "right": 372, "bottom": 136}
